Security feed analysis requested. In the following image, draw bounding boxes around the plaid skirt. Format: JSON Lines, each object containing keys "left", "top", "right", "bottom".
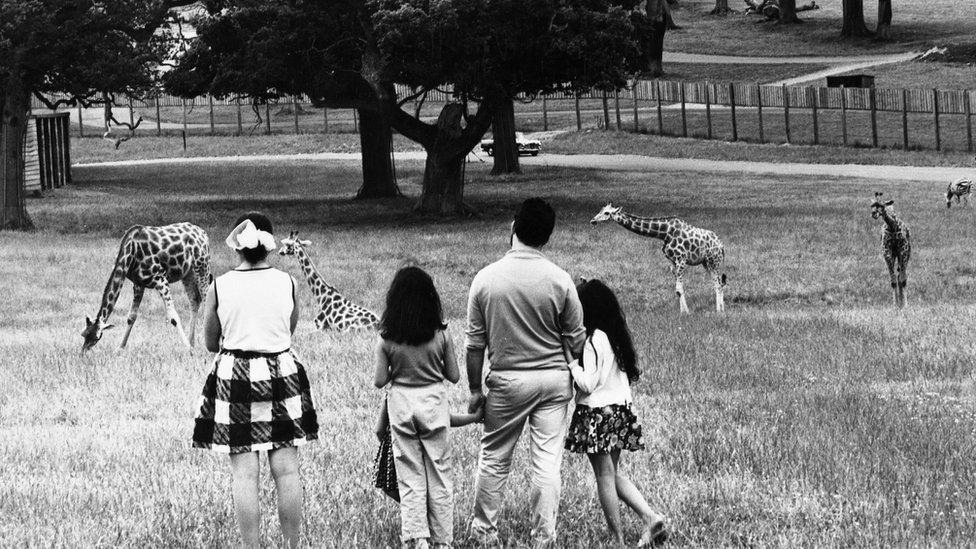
{"left": 565, "top": 403, "right": 645, "bottom": 455}
{"left": 192, "top": 349, "right": 319, "bottom": 454}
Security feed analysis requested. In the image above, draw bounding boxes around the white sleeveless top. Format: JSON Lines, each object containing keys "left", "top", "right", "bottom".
{"left": 215, "top": 268, "right": 295, "bottom": 353}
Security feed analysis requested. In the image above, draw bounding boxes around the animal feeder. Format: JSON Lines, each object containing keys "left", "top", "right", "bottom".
{"left": 826, "top": 74, "right": 876, "bottom": 88}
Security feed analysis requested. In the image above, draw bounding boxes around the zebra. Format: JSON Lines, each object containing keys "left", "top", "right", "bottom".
{"left": 947, "top": 157, "right": 975, "bottom": 208}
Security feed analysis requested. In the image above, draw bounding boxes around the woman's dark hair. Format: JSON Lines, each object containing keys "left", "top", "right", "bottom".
{"left": 513, "top": 197, "right": 555, "bottom": 248}
{"left": 380, "top": 266, "right": 447, "bottom": 346}
{"left": 234, "top": 211, "right": 273, "bottom": 264}
{"left": 577, "top": 279, "right": 640, "bottom": 384}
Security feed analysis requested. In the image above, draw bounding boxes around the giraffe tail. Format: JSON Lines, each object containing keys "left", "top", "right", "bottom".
{"left": 721, "top": 273, "right": 728, "bottom": 286}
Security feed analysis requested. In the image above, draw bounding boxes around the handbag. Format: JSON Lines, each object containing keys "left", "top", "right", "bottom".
{"left": 373, "top": 402, "right": 399, "bottom": 501}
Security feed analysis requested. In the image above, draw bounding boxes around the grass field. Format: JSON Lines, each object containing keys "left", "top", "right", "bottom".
{"left": 3, "top": 158, "right": 976, "bottom": 546}
{"left": 665, "top": 0, "right": 976, "bottom": 57}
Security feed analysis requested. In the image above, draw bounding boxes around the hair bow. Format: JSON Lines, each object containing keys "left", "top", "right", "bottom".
{"left": 225, "top": 219, "right": 276, "bottom": 251}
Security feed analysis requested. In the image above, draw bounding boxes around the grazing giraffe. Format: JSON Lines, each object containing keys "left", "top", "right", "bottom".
{"left": 278, "top": 232, "right": 379, "bottom": 331}
{"left": 82, "top": 222, "right": 212, "bottom": 352}
{"left": 871, "top": 192, "right": 911, "bottom": 308}
{"left": 590, "top": 203, "right": 726, "bottom": 313}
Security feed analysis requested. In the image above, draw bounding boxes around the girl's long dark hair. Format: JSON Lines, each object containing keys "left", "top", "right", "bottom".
{"left": 380, "top": 266, "right": 447, "bottom": 346}
{"left": 577, "top": 279, "right": 640, "bottom": 384}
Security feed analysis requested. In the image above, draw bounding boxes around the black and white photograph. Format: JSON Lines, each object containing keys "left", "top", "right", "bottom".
{"left": 1, "top": 0, "right": 975, "bottom": 546}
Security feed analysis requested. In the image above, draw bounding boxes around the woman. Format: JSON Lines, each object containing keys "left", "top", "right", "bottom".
{"left": 192, "top": 212, "right": 318, "bottom": 548}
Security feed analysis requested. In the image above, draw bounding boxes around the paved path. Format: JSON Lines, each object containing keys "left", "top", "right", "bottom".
{"left": 74, "top": 152, "right": 972, "bottom": 184}
{"left": 664, "top": 51, "right": 920, "bottom": 66}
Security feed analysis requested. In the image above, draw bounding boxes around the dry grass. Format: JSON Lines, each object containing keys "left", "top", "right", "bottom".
{"left": 3, "top": 160, "right": 976, "bottom": 546}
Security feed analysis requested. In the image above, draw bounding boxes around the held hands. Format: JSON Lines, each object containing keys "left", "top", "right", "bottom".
{"left": 468, "top": 389, "right": 486, "bottom": 415}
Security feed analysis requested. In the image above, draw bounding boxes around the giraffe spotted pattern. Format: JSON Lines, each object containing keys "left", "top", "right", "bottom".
{"left": 82, "top": 222, "right": 212, "bottom": 351}
{"left": 278, "top": 232, "right": 379, "bottom": 331}
{"left": 591, "top": 203, "right": 727, "bottom": 314}
{"left": 871, "top": 192, "right": 911, "bottom": 308}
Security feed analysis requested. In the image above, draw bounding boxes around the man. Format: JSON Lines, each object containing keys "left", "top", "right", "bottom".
{"left": 466, "top": 197, "right": 587, "bottom": 546}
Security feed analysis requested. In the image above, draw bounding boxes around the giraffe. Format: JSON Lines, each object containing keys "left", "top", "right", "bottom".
{"left": 590, "top": 203, "right": 726, "bottom": 314}
{"left": 81, "top": 222, "right": 212, "bottom": 352}
{"left": 278, "top": 232, "right": 380, "bottom": 331}
{"left": 871, "top": 192, "right": 911, "bottom": 308}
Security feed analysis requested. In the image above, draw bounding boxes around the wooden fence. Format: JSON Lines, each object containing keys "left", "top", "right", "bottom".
{"left": 35, "top": 80, "right": 976, "bottom": 152}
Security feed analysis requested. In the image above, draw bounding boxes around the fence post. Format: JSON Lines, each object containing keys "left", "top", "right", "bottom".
{"left": 729, "top": 83, "right": 738, "bottom": 142}
{"left": 181, "top": 97, "right": 188, "bottom": 137}
{"left": 656, "top": 81, "right": 664, "bottom": 135}
{"left": 870, "top": 87, "right": 878, "bottom": 148}
{"left": 323, "top": 107, "right": 329, "bottom": 134}
{"left": 932, "top": 89, "right": 941, "bottom": 151}
{"left": 809, "top": 86, "right": 819, "bottom": 145}
{"left": 236, "top": 97, "right": 243, "bottom": 135}
{"left": 77, "top": 103, "right": 84, "bottom": 137}
{"left": 965, "top": 91, "right": 973, "bottom": 152}
{"left": 680, "top": 82, "right": 687, "bottom": 138}
{"left": 841, "top": 86, "right": 848, "bottom": 146}
{"left": 62, "top": 115, "right": 72, "bottom": 184}
{"left": 614, "top": 89, "right": 622, "bottom": 131}
{"left": 208, "top": 95, "right": 215, "bottom": 136}
{"left": 542, "top": 95, "right": 549, "bottom": 132}
{"left": 901, "top": 88, "right": 909, "bottom": 149}
{"left": 265, "top": 101, "right": 272, "bottom": 135}
{"left": 756, "top": 83, "right": 764, "bottom": 143}
{"left": 293, "top": 95, "right": 300, "bottom": 134}
{"left": 575, "top": 93, "right": 582, "bottom": 132}
{"left": 705, "top": 83, "right": 713, "bottom": 140}
{"left": 353, "top": 109, "right": 359, "bottom": 133}
{"left": 782, "top": 83, "right": 791, "bottom": 144}
{"left": 632, "top": 84, "right": 640, "bottom": 132}
{"left": 155, "top": 96, "right": 162, "bottom": 136}
{"left": 601, "top": 91, "right": 610, "bottom": 131}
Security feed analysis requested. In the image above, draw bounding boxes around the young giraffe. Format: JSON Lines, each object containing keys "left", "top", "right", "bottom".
{"left": 278, "top": 232, "right": 379, "bottom": 331}
{"left": 871, "top": 192, "right": 911, "bottom": 308}
{"left": 590, "top": 203, "right": 727, "bottom": 313}
{"left": 82, "top": 222, "right": 212, "bottom": 352}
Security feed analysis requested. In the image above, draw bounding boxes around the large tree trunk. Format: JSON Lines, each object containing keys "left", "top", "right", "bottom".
{"left": 777, "top": 0, "right": 802, "bottom": 23}
{"left": 490, "top": 100, "right": 520, "bottom": 175}
{"left": 355, "top": 108, "right": 400, "bottom": 199}
{"left": 841, "top": 0, "right": 871, "bottom": 36}
{"left": 1, "top": 80, "right": 34, "bottom": 230}
{"left": 710, "top": 0, "right": 732, "bottom": 15}
{"left": 644, "top": 0, "right": 669, "bottom": 77}
{"left": 875, "top": 0, "right": 892, "bottom": 40}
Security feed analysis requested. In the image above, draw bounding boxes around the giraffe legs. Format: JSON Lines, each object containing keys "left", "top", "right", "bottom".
{"left": 152, "top": 278, "right": 192, "bottom": 348}
{"left": 896, "top": 260, "right": 908, "bottom": 308}
{"left": 119, "top": 285, "right": 145, "bottom": 349}
{"left": 674, "top": 263, "right": 690, "bottom": 314}
{"left": 182, "top": 275, "right": 204, "bottom": 347}
{"left": 884, "top": 257, "right": 900, "bottom": 307}
{"left": 708, "top": 268, "right": 726, "bottom": 312}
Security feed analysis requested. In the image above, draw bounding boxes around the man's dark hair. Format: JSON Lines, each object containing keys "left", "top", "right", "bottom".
{"left": 513, "top": 197, "right": 555, "bottom": 248}
{"left": 234, "top": 211, "right": 273, "bottom": 264}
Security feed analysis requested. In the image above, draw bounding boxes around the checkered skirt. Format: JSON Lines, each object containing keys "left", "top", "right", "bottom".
{"left": 193, "top": 350, "right": 319, "bottom": 454}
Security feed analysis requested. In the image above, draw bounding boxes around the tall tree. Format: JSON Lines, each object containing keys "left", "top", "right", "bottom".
{"left": 841, "top": 0, "right": 871, "bottom": 36}
{"left": 778, "top": 0, "right": 802, "bottom": 23}
{"left": 710, "top": 0, "right": 733, "bottom": 16}
{"left": 643, "top": 0, "right": 669, "bottom": 77}
{"left": 0, "top": 0, "right": 193, "bottom": 230}
{"left": 875, "top": 0, "right": 893, "bottom": 40}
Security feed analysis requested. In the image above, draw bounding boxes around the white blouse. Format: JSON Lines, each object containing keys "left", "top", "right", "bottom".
{"left": 215, "top": 268, "right": 295, "bottom": 353}
{"left": 569, "top": 329, "right": 633, "bottom": 407}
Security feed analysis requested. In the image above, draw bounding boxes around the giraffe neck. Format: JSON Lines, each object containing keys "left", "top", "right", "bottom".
{"left": 96, "top": 244, "right": 134, "bottom": 323}
{"left": 881, "top": 210, "right": 901, "bottom": 233}
{"left": 294, "top": 246, "right": 338, "bottom": 303}
{"left": 613, "top": 211, "right": 674, "bottom": 240}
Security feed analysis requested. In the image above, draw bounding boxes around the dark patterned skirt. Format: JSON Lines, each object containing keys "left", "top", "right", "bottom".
{"left": 192, "top": 349, "right": 319, "bottom": 454}
{"left": 565, "top": 403, "right": 645, "bottom": 455}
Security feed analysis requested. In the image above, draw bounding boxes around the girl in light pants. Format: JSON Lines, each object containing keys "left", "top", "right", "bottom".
{"left": 374, "top": 267, "right": 462, "bottom": 549}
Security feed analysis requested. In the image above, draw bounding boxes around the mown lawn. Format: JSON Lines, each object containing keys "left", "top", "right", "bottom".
{"left": 2, "top": 160, "right": 976, "bottom": 546}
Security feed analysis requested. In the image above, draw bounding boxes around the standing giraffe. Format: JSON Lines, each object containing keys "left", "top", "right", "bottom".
{"left": 278, "top": 232, "right": 379, "bottom": 331}
{"left": 871, "top": 192, "right": 911, "bottom": 308}
{"left": 590, "top": 203, "right": 726, "bottom": 313}
{"left": 82, "top": 222, "right": 212, "bottom": 351}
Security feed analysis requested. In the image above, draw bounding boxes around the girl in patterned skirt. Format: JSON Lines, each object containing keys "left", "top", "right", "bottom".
{"left": 193, "top": 212, "right": 318, "bottom": 549}
{"left": 564, "top": 279, "right": 668, "bottom": 547}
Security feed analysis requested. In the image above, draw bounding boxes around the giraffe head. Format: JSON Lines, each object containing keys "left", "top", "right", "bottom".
{"left": 81, "top": 316, "right": 115, "bottom": 352}
{"left": 590, "top": 203, "right": 622, "bottom": 225}
{"left": 278, "top": 231, "right": 312, "bottom": 256}
{"left": 870, "top": 192, "right": 894, "bottom": 219}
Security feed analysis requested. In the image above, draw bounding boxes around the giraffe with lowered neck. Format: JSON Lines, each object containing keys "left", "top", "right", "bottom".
{"left": 278, "top": 232, "right": 379, "bottom": 331}
{"left": 591, "top": 203, "right": 727, "bottom": 313}
{"left": 82, "top": 222, "right": 212, "bottom": 352}
{"left": 871, "top": 192, "right": 911, "bottom": 308}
